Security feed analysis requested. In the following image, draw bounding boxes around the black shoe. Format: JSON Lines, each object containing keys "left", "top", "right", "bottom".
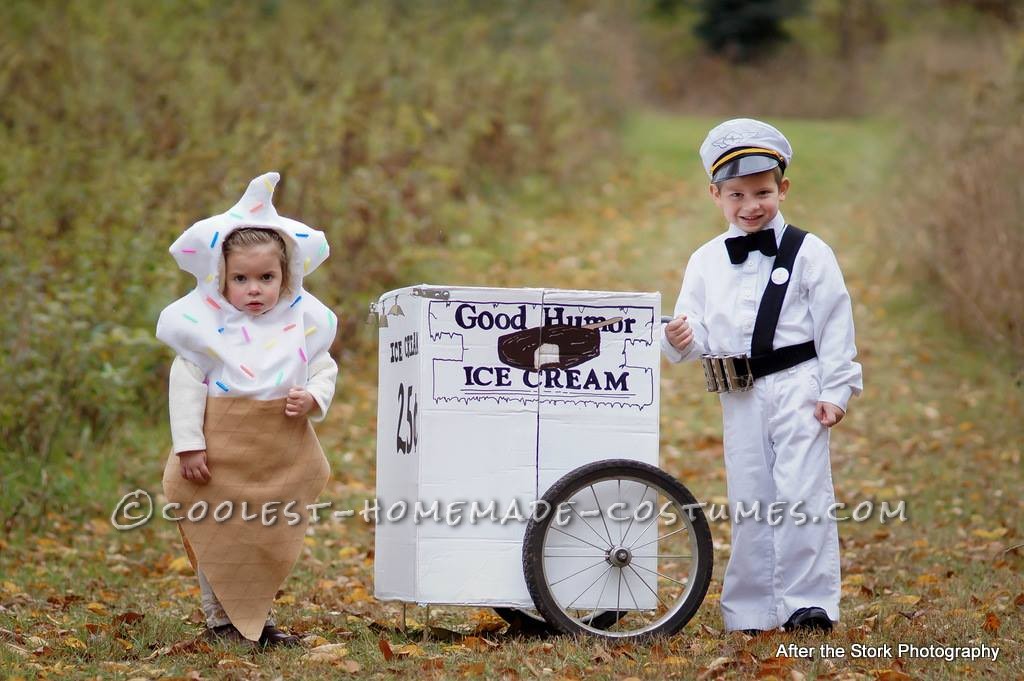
{"left": 205, "top": 623, "right": 255, "bottom": 646}
{"left": 259, "top": 625, "right": 301, "bottom": 647}
{"left": 783, "top": 607, "right": 832, "bottom": 633}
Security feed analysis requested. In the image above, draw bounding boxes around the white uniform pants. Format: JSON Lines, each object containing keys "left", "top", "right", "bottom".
{"left": 718, "top": 359, "right": 841, "bottom": 631}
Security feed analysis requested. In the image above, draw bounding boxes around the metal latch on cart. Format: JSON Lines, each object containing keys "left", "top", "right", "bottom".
{"left": 412, "top": 287, "right": 450, "bottom": 300}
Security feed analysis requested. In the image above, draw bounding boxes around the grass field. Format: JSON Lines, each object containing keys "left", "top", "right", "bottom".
{"left": 1, "top": 112, "right": 1020, "bottom": 680}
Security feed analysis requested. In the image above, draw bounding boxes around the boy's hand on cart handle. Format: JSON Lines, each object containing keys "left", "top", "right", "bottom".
{"left": 179, "top": 450, "right": 211, "bottom": 484}
{"left": 285, "top": 387, "right": 314, "bottom": 417}
{"left": 665, "top": 315, "right": 693, "bottom": 353}
{"left": 815, "top": 401, "right": 845, "bottom": 428}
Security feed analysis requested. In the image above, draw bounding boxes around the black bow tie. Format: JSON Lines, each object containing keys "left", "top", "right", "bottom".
{"left": 725, "top": 229, "right": 778, "bottom": 264}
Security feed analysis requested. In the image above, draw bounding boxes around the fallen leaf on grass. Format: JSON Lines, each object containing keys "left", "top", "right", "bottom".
{"left": 142, "top": 638, "right": 213, "bottom": 660}
{"left": 300, "top": 643, "right": 349, "bottom": 662}
{"left": 218, "top": 657, "right": 259, "bottom": 670}
{"left": 24, "top": 635, "right": 46, "bottom": 650}
{"left": 378, "top": 638, "right": 394, "bottom": 661}
{"left": 697, "top": 656, "right": 736, "bottom": 680}
{"left": 472, "top": 619, "right": 506, "bottom": 635}
{"left": 393, "top": 643, "right": 426, "bottom": 657}
{"left": 898, "top": 609, "right": 926, "bottom": 621}
{"left": 98, "top": 662, "right": 132, "bottom": 673}
{"left": 3, "top": 641, "right": 29, "bottom": 657}
{"left": 462, "top": 635, "right": 498, "bottom": 651}
{"left": 114, "top": 611, "right": 145, "bottom": 626}
{"left": 421, "top": 657, "right": 445, "bottom": 670}
{"left": 757, "top": 655, "right": 794, "bottom": 678}
{"left": 47, "top": 593, "right": 82, "bottom": 609}
{"left": 872, "top": 670, "right": 911, "bottom": 681}
{"left": 700, "top": 623, "right": 720, "bottom": 637}
{"left": 302, "top": 634, "right": 330, "bottom": 647}
{"left": 459, "top": 662, "right": 486, "bottom": 676}
{"left": 982, "top": 612, "right": 1000, "bottom": 633}
{"left": 62, "top": 636, "right": 86, "bottom": 651}
{"left": 427, "top": 626, "right": 466, "bottom": 642}
{"left": 972, "top": 528, "right": 1008, "bottom": 540}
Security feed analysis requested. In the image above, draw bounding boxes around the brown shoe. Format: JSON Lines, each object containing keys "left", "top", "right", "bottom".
{"left": 205, "top": 623, "right": 255, "bottom": 646}
{"left": 259, "top": 625, "right": 301, "bottom": 647}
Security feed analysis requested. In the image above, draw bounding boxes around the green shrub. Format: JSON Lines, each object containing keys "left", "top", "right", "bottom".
{"left": 0, "top": 0, "right": 623, "bottom": 525}
{"left": 882, "top": 24, "right": 1024, "bottom": 361}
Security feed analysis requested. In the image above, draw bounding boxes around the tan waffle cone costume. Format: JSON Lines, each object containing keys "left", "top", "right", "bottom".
{"left": 162, "top": 397, "right": 330, "bottom": 641}
{"left": 156, "top": 172, "right": 337, "bottom": 641}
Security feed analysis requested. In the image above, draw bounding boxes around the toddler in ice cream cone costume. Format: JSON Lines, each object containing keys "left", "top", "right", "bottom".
{"left": 156, "top": 172, "right": 338, "bottom": 646}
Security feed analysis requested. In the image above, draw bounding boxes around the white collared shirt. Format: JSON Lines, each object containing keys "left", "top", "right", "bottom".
{"left": 662, "top": 212, "right": 863, "bottom": 409}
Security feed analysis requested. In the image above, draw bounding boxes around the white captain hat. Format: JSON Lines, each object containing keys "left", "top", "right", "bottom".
{"left": 700, "top": 118, "right": 793, "bottom": 183}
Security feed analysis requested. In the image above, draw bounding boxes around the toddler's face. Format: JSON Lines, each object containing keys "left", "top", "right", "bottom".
{"left": 223, "top": 244, "right": 284, "bottom": 315}
{"left": 710, "top": 171, "right": 789, "bottom": 233}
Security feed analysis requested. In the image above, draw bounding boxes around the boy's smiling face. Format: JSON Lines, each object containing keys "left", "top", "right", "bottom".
{"left": 710, "top": 170, "right": 789, "bottom": 233}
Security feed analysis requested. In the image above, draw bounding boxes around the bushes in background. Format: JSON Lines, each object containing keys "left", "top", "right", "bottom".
{"left": 0, "top": 0, "right": 624, "bottom": 522}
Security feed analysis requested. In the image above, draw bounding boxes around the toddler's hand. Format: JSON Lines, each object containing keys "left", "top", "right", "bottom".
{"left": 665, "top": 315, "right": 693, "bottom": 353}
{"left": 815, "top": 401, "right": 845, "bottom": 428}
{"left": 285, "top": 387, "right": 315, "bottom": 418}
{"left": 179, "top": 450, "right": 211, "bottom": 484}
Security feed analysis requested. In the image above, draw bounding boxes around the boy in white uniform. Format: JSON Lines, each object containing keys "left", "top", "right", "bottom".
{"left": 662, "top": 119, "right": 862, "bottom": 634}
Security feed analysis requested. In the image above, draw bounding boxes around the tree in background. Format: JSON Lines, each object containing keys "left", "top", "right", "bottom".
{"left": 693, "top": 0, "right": 806, "bottom": 62}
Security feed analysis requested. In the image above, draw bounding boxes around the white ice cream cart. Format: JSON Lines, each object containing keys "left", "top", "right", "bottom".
{"left": 371, "top": 284, "right": 712, "bottom": 640}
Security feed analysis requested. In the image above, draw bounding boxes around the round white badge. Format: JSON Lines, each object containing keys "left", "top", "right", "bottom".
{"left": 771, "top": 267, "right": 790, "bottom": 285}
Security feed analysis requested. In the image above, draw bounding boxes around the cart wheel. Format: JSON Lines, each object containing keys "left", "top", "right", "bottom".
{"left": 493, "top": 607, "right": 623, "bottom": 636}
{"left": 523, "top": 459, "right": 713, "bottom": 640}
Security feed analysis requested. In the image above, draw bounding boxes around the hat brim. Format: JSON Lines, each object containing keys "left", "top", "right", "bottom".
{"left": 711, "top": 154, "right": 782, "bottom": 183}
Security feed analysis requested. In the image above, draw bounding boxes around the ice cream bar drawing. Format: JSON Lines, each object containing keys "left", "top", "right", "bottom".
{"left": 497, "top": 318, "right": 623, "bottom": 370}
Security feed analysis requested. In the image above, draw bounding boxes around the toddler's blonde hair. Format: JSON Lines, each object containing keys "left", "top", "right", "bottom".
{"left": 221, "top": 228, "right": 291, "bottom": 298}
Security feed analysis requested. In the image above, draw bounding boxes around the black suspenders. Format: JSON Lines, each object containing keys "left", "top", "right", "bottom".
{"left": 747, "top": 225, "right": 817, "bottom": 379}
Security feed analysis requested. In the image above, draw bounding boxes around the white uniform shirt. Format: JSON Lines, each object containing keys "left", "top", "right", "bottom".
{"left": 662, "top": 212, "right": 863, "bottom": 409}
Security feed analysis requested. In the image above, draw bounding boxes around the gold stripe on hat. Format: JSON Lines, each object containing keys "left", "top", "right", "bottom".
{"left": 711, "top": 147, "right": 785, "bottom": 175}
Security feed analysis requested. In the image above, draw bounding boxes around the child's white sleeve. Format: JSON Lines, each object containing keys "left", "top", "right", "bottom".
{"left": 661, "top": 251, "right": 709, "bottom": 363}
{"left": 305, "top": 350, "right": 338, "bottom": 423}
{"left": 806, "top": 243, "right": 863, "bottom": 411}
{"left": 169, "top": 355, "right": 208, "bottom": 454}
